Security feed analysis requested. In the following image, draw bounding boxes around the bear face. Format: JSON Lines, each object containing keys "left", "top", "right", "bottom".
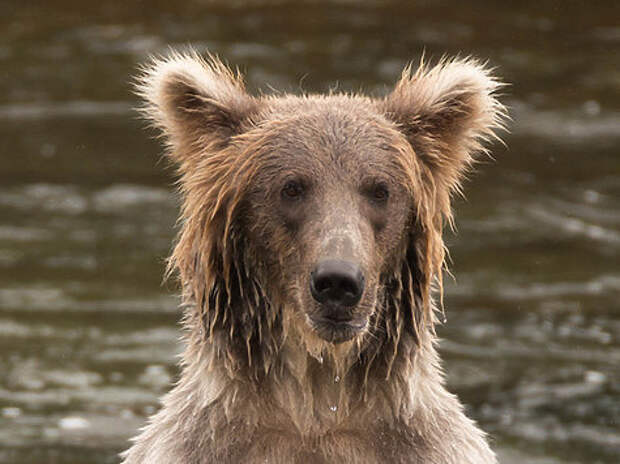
{"left": 136, "top": 50, "right": 505, "bottom": 370}
{"left": 242, "top": 98, "right": 414, "bottom": 345}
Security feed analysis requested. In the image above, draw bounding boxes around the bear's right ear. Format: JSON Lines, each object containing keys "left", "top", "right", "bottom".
{"left": 135, "top": 50, "right": 259, "bottom": 162}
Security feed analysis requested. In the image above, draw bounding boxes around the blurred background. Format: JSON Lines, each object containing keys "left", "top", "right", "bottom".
{"left": 0, "top": 1, "right": 618, "bottom": 463}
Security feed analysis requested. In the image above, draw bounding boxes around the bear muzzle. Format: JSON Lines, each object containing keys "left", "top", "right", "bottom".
{"left": 309, "top": 259, "right": 367, "bottom": 343}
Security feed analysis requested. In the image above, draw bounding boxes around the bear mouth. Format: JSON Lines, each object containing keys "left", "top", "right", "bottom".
{"left": 310, "top": 315, "right": 368, "bottom": 344}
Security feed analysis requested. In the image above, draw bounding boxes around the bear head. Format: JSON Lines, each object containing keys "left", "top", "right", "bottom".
{"left": 136, "top": 50, "right": 505, "bottom": 375}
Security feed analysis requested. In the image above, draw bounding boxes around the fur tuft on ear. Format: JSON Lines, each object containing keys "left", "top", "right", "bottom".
{"left": 134, "top": 49, "right": 259, "bottom": 162}
{"left": 382, "top": 57, "right": 507, "bottom": 197}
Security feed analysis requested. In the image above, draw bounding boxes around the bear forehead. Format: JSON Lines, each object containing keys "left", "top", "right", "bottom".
{"left": 255, "top": 95, "right": 401, "bottom": 157}
{"left": 235, "top": 95, "right": 412, "bottom": 188}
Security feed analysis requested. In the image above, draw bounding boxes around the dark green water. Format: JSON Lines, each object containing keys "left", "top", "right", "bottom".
{"left": 1, "top": 1, "right": 618, "bottom": 463}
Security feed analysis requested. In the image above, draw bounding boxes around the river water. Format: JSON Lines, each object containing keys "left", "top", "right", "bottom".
{"left": 0, "top": 1, "right": 618, "bottom": 463}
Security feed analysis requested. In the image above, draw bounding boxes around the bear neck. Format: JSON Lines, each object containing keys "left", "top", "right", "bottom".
{"left": 181, "top": 307, "right": 439, "bottom": 436}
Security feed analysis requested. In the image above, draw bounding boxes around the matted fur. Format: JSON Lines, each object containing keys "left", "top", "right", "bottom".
{"left": 123, "top": 49, "right": 506, "bottom": 464}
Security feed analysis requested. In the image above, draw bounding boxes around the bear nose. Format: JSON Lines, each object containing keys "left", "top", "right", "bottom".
{"left": 310, "top": 260, "right": 365, "bottom": 308}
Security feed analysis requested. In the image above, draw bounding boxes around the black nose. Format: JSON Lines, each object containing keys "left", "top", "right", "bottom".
{"left": 310, "top": 260, "right": 365, "bottom": 307}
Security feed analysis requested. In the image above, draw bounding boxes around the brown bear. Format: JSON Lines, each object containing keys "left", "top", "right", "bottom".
{"left": 122, "top": 49, "right": 506, "bottom": 464}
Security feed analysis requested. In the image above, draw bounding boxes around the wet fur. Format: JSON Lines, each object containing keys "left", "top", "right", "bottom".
{"left": 122, "top": 50, "right": 506, "bottom": 464}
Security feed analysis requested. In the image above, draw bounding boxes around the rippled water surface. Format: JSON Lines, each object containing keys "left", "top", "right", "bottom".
{"left": 1, "top": 1, "right": 618, "bottom": 463}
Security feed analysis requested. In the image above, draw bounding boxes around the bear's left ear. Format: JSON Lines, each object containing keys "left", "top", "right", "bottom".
{"left": 381, "top": 58, "right": 506, "bottom": 193}
{"left": 135, "top": 50, "right": 259, "bottom": 164}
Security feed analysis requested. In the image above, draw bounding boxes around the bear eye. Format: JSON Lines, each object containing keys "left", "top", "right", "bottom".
{"left": 371, "top": 183, "right": 389, "bottom": 203}
{"left": 281, "top": 180, "right": 305, "bottom": 201}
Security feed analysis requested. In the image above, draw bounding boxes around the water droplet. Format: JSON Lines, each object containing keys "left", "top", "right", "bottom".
{"left": 329, "top": 405, "right": 337, "bottom": 412}
{"left": 334, "top": 375, "right": 340, "bottom": 383}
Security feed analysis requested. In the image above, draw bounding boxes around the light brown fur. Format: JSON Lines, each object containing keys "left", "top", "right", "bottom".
{"left": 122, "top": 49, "right": 506, "bottom": 464}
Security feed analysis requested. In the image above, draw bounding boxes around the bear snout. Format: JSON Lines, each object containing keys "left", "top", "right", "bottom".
{"left": 310, "top": 259, "right": 365, "bottom": 309}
